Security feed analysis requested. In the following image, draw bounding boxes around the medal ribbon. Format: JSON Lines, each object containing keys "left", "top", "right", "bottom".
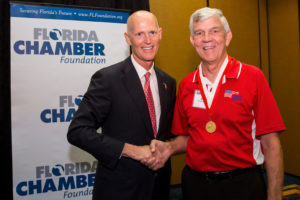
{"left": 197, "top": 56, "right": 231, "bottom": 119}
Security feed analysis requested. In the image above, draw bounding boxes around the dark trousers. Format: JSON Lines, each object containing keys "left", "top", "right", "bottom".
{"left": 152, "top": 160, "right": 171, "bottom": 200}
{"left": 182, "top": 165, "right": 267, "bottom": 200}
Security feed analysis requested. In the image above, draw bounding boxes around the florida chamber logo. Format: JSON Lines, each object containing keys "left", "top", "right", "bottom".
{"left": 16, "top": 161, "right": 97, "bottom": 198}
{"left": 13, "top": 27, "right": 106, "bottom": 64}
{"left": 40, "top": 95, "right": 82, "bottom": 123}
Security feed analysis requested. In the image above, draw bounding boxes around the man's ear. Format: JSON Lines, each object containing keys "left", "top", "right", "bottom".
{"left": 225, "top": 31, "right": 232, "bottom": 47}
{"left": 124, "top": 32, "right": 132, "bottom": 46}
{"left": 158, "top": 27, "right": 162, "bottom": 40}
{"left": 190, "top": 35, "right": 195, "bottom": 47}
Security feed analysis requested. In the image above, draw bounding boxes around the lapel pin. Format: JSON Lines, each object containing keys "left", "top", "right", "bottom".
{"left": 163, "top": 82, "right": 167, "bottom": 90}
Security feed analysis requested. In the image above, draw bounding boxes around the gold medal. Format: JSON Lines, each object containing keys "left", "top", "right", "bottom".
{"left": 197, "top": 57, "right": 231, "bottom": 135}
{"left": 206, "top": 121, "right": 216, "bottom": 133}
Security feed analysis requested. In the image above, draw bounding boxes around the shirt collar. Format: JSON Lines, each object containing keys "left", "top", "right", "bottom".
{"left": 192, "top": 56, "right": 242, "bottom": 83}
{"left": 131, "top": 54, "right": 155, "bottom": 79}
{"left": 225, "top": 57, "right": 242, "bottom": 79}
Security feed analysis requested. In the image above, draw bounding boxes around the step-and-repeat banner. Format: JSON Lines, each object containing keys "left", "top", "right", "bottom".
{"left": 10, "top": 3, "right": 129, "bottom": 199}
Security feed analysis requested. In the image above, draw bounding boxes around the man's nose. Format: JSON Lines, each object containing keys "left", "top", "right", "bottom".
{"left": 203, "top": 32, "right": 212, "bottom": 41}
{"left": 144, "top": 33, "right": 151, "bottom": 43}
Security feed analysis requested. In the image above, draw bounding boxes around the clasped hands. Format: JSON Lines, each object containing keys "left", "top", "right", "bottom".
{"left": 138, "top": 139, "right": 172, "bottom": 171}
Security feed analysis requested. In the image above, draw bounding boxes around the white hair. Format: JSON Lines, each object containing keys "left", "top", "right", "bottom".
{"left": 189, "top": 7, "right": 231, "bottom": 35}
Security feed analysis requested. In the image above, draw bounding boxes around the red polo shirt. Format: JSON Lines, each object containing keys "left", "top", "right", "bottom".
{"left": 171, "top": 57, "right": 285, "bottom": 172}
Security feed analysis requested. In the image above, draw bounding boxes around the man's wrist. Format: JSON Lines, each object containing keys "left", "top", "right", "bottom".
{"left": 165, "top": 141, "right": 174, "bottom": 157}
{"left": 122, "top": 143, "right": 135, "bottom": 158}
{"left": 122, "top": 143, "right": 150, "bottom": 161}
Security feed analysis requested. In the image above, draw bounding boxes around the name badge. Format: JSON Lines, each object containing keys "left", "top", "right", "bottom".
{"left": 192, "top": 90, "right": 205, "bottom": 109}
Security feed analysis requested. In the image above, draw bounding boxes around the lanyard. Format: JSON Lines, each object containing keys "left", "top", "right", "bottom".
{"left": 197, "top": 56, "right": 231, "bottom": 133}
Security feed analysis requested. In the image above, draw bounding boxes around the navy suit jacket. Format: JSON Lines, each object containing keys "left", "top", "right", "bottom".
{"left": 67, "top": 57, "right": 176, "bottom": 200}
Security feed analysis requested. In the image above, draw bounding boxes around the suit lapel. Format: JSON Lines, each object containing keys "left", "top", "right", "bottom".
{"left": 155, "top": 67, "right": 168, "bottom": 137}
{"left": 121, "top": 58, "right": 154, "bottom": 137}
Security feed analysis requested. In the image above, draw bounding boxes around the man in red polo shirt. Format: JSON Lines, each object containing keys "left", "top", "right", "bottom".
{"left": 145, "top": 7, "right": 286, "bottom": 200}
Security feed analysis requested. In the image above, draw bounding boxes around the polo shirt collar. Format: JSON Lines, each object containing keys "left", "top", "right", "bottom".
{"left": 192, "top": 56, "right": 242, "bottom": 84}
{"left": 225, "top": 57, "right": 242, "bottom": 79}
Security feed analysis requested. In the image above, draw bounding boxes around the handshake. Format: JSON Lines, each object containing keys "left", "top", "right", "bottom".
{"left": 123, "top": 136, "right": 187, "bottom": 170}
{"left": 123, "top": 139, "right": 173, "bottom": 171}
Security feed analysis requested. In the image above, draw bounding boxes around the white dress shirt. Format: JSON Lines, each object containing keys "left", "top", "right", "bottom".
{"left": 131, "top": 55, "right": 161, "bottom": 132}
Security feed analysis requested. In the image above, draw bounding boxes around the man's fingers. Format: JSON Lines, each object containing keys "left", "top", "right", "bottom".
{"left": 150, "top": 140, "right": 157, "bottom": 153}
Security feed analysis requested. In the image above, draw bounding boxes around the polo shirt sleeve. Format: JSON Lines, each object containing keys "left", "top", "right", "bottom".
{"left": 171, "top": 81, "right": 189, "bottom": 136}
{"left": 254, "top": 69, "right": 286, "bottom": 137}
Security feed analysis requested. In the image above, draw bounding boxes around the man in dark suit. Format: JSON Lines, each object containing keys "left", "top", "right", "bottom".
{"left": 67, "top": 10, "right": 176, "bottom": 200}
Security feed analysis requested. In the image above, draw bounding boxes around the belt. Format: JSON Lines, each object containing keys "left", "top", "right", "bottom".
{"left": 186, "top": 165, "right": 262, "bottom": 180}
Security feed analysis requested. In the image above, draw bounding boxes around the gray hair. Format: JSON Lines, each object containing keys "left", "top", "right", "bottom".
{"left": 189, "top": 7, "right": 230, "bottom": 35}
